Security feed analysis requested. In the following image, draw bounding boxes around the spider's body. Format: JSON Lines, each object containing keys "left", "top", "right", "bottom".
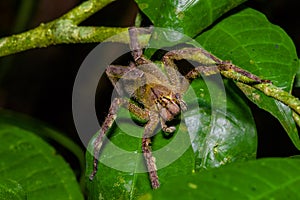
{"left": 108, "top": 60, "right": 188, "bottom": 128}
{"left": 89, "top": 27, "right": 269, "bottom": 189}
{"left": 103, "top": 54, "right": 189, "bottom": 189}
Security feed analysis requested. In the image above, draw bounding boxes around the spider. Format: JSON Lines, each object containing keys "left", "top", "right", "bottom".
{"left": 89, "top": 27, "right": 269, "bottom": 189}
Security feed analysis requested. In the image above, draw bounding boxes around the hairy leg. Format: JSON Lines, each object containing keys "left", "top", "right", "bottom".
{"left": 89, "top": 97, "right": 149, "bottom": 180}
{"left": 163, "top": 47, "right": 271, "bottom": 84}
{"left": 142, "top": 110, "right": 160, "bottom": 189}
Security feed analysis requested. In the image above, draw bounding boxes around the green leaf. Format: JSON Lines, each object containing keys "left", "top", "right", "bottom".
{"left": 0, "top": 179, "right": 26, "bottom": 200}
{"left": 135, "top": 0, "right": 246, "bottom": 37}
{"left": 0, "top": 123, "right": 84, "bottom": 200}
{"left": 196, "top": 8, "right": 300, "bottom": 149}
{"left": 186, "top": 77, "right": 257, "bottom": 170}
{"left": 147, "top": 158, "right": 300, "bottom": 199}
{"left": 0, "top": 109, "right": 85, "bottom": 182}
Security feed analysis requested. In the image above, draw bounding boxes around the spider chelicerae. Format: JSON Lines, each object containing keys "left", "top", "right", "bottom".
{"left": 89, "top": 27, "right": 269, "bottom": 189}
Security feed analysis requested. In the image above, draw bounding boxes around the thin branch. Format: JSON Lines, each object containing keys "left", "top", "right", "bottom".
{"left": 0, "top": 0, "right": 136, "bottom": 57}
{"left": 292, "top": 112, "right": 300, "bottom": 128}
{"left": 0, "top": 24, "right": 129, "bottom": 57}
{"left": 253, "top": 83, "right": 300, "bottom": 115}
{"left": 222, "top": 71, "right": 300, "bottom": 116}
{"left": 59, "top": 0, "right": 118, "bottom": 25}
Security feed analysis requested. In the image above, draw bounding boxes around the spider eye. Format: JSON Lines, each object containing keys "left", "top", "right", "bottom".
{"left": 175, "top": 93, "right": 180, "bottom": 99}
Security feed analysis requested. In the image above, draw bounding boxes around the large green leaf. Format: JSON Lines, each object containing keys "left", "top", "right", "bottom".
{"left": 0, "top": 123, "right": 84, "bottom": 200}
{"left": 146, "top": 158, "right": 300, "bottom": 199}
{"left": 186, "top": 77, "right": 257, "bottom": 171}
{"left": 87, "top": 7, "right": 262, "bottom": 199}
{"left": 0, "top": 109, "right": 85, "bottom": 180}
{"left": 135, "top": 0, "right": 246, "bottom": 37}
{"left": 196, "top": 8, "right": 300, "bottom": 149}
{"left": 86, "top": 3, "right": 300, "bottom": 199}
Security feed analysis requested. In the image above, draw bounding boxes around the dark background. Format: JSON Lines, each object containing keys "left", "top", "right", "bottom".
{"left": 0, "top": 0, "right": 299, "bottom": 165}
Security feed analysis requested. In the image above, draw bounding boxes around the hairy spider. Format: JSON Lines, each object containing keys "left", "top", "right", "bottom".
{"left": 89, "top": 27, "right": 269, "bottom": 189}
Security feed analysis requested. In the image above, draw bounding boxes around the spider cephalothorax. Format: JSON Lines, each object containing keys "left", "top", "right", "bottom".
{"left": 89, "top": 27, "right": 269, "bottom": 189}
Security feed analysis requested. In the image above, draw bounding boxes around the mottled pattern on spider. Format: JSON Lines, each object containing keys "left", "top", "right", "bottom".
{"left": 89, "top": 27, "right": 269, "bottom": 189}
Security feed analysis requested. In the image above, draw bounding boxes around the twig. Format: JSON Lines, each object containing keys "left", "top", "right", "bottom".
{"left": 253, "top": 83, "right": 300, "bottom": 116}
{"left": 0, "top": 0, "right": 152, "bottom": 57}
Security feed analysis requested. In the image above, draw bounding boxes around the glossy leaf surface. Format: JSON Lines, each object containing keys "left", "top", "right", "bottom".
{"left": 196, "top": 8, "right": 299, "bottom": 149}
{"left": 135, "top": 0, "right": 247, "bottom": 37}
{"left": 185, "top": 78, "right": 257, "bottom": 170}
{"left": 147, "top": 158, "right": 300, "bottom": 199}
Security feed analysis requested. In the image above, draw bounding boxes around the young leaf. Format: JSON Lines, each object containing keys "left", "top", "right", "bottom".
{"left": 147, "top": 158, "right": 300, "bottom": 199}
{"left": 0, "top": 123, "right": 83, "bottom": 200}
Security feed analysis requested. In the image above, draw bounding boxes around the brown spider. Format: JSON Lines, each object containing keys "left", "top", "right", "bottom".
{"left": 89, "top": 27, "right": 269, "bottom": 189}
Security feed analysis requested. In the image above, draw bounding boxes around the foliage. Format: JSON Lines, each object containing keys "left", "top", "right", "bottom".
{"left": 85, "top": 0, "right": 300, "bottom": 199}
{"left": 0, "top": 111, "right": 84, "bottom": 200}
{"left": 0, "top": 0, "right": 299, "bottom": 200}
{"left": 145, "top": 158, "right": 300, "bottom": 199}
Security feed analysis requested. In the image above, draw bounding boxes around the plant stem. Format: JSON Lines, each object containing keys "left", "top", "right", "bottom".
{"left": 292, "top": 112, "right": 300, "bottom": 128}
{"left": 59, "top": 0, "right": 118, "bottom": 25}
{"left": 0, "top": 0, "right": 130, "bottom": 57}
{"left": 254, "top": 83, "right": 300, "bottom": 115}
{"left": 207, "top": 63, "right": 300, "bottom": 117}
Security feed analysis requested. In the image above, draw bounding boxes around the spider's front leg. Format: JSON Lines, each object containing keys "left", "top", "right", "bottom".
{"left": 163, "top": 48, "right": 271, "bottom": 84}
{"left": 142, "top": 110, "right": 160, "bottom": 189}
{"left": 89, "top": 97, "right": 149, "bottom": 180}
{"left": 89, "top": 98, "right": 127, "bottom": 180}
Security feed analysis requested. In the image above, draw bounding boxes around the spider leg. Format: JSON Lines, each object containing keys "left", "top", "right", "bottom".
{"left": 162, "top": 52, "right": 190, "bottom": 94}
{"left": 160, "top": 117, "right": 176, "bottom": 133}
{"left": 162, "top": 48, "right": 216, "bottom": 92}
{"left": 142, "top": 110, "right": 160, "bottom": 189}
{"left": 128, "top": 27, "right": 173, "bottom": 88}
{"left": 155, "top": 103, "right": 176, "bottom": 134}
{"left": 216, "top": 60, "right": 271, "bottom": 83}
{"left": 89, "top": 97, "right": 148, "bottom": 180}
{"left": 128, "top": 27, "right": 153, "bottom": 66}
{"left": 106, "top": 64, "right": 146, "bottom": 97}
{"left": 129, "top": 27, "right": 144, "bottom": 63}
{"left": 163, "top": 48, "right": 271, "bottom": 84}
